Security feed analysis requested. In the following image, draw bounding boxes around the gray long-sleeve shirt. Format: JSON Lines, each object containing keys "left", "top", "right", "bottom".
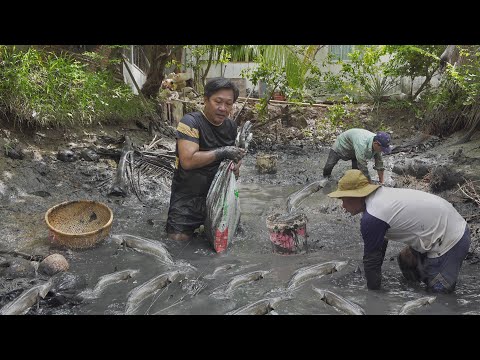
{"left": 332, "top": 128, "right": 384, "bottom": 180}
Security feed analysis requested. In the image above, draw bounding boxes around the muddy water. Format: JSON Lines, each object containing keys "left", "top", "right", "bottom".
{"left": 25, "top": 148, "right": 480, "bottom": 315}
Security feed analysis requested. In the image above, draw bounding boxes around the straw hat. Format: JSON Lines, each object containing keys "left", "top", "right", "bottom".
{"left": 327, "top": 170, "right": 380, "bottom": 198}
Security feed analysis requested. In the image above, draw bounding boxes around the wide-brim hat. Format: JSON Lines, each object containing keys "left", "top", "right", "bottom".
{"left": 328, "top": 169, "right": 381, "bottom": 198}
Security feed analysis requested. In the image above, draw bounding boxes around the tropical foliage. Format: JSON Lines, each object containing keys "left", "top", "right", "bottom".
{"left": 3, "top": 44, "right": 480, "bottom": 142}
{"left": 0, "top": 46, "right": 151, "bottom": 127}
{"left": 383, "top": 45, "right": 445, "bottom": 101}
{"left": 422, "top": 45, "right": 480, "bottom": 141}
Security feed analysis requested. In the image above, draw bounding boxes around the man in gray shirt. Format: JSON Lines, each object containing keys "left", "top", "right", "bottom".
{"left": 323, "top": 128, "right": 392, "bottom": 183}
{"left": 328, "top": 169, "right": 471, "bottom": 293}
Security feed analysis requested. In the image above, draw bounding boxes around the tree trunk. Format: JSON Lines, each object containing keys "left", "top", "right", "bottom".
{"left": 141, "top": 45, "right": 174, "bottom": 98}
{"left": 455, "top": 107, "right": 480, "bottom": 144}
{"left": 201, "top": 45, "right": 215, "bottom": 87}
{"left": 412, "top": 66, "right": 439, "bottom": 101}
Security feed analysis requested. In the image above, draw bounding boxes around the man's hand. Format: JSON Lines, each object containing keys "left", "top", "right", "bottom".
{"left": 377, "top": 170, "right": 385, "bottom": 184}
{"left": 233, "top": 160, "right": 242, "bottom": 179}
{"left": 214, "top": 146, "right": 246, "bottom": 163}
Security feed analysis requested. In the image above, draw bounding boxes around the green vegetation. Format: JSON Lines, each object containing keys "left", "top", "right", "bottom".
{"left": 383, "top": 45, "right": 445, "bottom": 101}
{"left": 0, "top": 46, "right": 151, "bottom": 128}
{"left": 420, "top": 45, "right": 480, "bottom": 138}
{"left": 3, "top": 44, "right": 480, "bottom": 140}
{"left": 316, "top": 100, "right": 365, "bottom": 137}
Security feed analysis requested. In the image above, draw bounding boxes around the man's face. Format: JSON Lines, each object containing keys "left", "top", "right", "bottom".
{"left": 372, "top": 141, "right": 382, "bottom": 153}
{"left": 341, "top": 197, "right": 365, "bottom": 216}
{"left": 204, "top": 89, "right": 235, "bottom": 125}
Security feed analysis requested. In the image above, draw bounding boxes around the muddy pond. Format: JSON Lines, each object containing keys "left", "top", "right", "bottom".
{"left": 1, "top": 145, "right": 480, "bottom": 315}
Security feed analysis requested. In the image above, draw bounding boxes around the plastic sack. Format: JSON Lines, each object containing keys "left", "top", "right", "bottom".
{"left": 205, "top": 121, "right": 252, "bottom": 253}
{"left": 205, "top": 160, "right": 240, "bottom": 253}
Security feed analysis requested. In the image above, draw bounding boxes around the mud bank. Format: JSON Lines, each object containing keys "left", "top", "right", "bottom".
{"left": 1, "top": 117, "right": 480, "bottom": 315}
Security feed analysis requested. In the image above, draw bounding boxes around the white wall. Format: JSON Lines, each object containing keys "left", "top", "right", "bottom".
{"left": 205, "top": 62, "right": 260, "bottom": 92}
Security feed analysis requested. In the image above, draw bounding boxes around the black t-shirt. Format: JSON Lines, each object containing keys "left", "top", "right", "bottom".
{"left": 172, "top": 111, "right": 237, "bottom": 197}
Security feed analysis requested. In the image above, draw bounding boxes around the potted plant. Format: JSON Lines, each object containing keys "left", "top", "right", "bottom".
{"left": 272, "top": 90, "right": 286, "bottom": 101}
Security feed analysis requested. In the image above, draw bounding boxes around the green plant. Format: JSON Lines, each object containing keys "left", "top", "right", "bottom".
{"left": 326, "top": 104, "right": 348, "bottom": 126}
{"left": 0, "top": 46, "right": 151, "bottom": 128}
{"left": 384, "top": 45, "right": 445, "bottom": 101}
{"left": 3, "top": 142, "right": 14, "bottom": 154}
{"left": 184, "top": 45, "right": 236, "bottom": 92}
{"left": 302, "top": 128, "right": 313, "bottom": 138}
{"left": 375, "top": 120, "right": 392, "bottom": 133}
{"left": 363, "top": 75, "right": 398, "bottom": 106}
{"left": 317, "top": 46, "right": 402, "bottom": 105}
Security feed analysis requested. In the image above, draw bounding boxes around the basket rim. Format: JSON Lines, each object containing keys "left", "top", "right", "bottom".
{"left": 45, "top": 199, "right": 113, "bottom": 237}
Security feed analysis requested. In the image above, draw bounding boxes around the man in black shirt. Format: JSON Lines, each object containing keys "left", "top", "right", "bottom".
{"left": 166, "top": 78, "right": 246, "bottom": 241}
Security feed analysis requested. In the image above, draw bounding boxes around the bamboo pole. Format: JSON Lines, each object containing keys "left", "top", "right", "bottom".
{"left": 236, "top": 97, "right": 330, "bottom": 108}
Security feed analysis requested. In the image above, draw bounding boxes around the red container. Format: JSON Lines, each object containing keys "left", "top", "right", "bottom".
{"left": 266, "top": 212, "right": 308, "bottom": 254}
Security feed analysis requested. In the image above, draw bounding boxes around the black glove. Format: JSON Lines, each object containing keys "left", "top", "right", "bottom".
{"left": 214, "top": 146, "right": 246, "bottom": 162}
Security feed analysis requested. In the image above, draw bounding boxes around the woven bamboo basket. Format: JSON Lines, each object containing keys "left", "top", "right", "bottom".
{"left": 45, "top": 200, "right": 113, "bottom": 249}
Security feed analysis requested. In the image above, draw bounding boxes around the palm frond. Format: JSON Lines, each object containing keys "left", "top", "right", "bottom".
{"left": 263, "top": 45, "right": 320, "bottom": 89}
{"left": 364, "top": 74, "right": 398, "bottom": 104}
{"left": 134, "top": 153, "right": 175, "bottom": 178}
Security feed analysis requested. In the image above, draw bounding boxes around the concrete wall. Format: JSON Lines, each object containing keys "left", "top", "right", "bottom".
{"left": 205, "top": 62, "right": 260, "bottom": 96}
{"left": 400, "top": 74, "right": 442, "bottom": 98}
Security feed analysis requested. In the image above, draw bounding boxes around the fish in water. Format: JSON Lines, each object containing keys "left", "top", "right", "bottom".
{"left": 111, "top": 234, "right": 175, "bottom": 266}
{"left": 79, "top": 269, "right": 139, "bottom": 299}
{"left": 286, "top": 178, "right": 329, "bottom": 213}
{"left": 312, "top": 287, "right": 366, "bottom": 315}
{"left": 125, "top": 268, "right": 191, "bottom": 315}
{"left": 287, "top": 260, "right": 348, "bottom": 290}
{"left": 28, "top": 190, "right": 51, "bottom": 198}
{"left": 227, "top": 296, "right": 288, "bottom": 315}
{"left": 204, "top": 263, "right": 236, "bottom": 279}
{"left": 224, "top": 270, "right": 269, "bottom": 294}
{"left": 398, "top": 296, "right": 436, "bottom": 315}
{"left": 0, "top": 279, "right": 53, "bottom": 315}
{"left": 210, "top": 270, "right": 269, "bottom": 297}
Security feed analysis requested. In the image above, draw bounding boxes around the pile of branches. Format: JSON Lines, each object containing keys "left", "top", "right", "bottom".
{"left": 457, "top": 180, "right": 480, "bottom": 207}
{"left": 100, "top": 135, "right": 175, "bottom": 202}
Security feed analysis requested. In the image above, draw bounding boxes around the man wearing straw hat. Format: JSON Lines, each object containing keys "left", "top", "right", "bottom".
{"left": 328, "top": 169, "right": 471, "bottom": 293}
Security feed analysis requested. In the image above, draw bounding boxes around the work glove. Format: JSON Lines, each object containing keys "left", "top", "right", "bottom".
{"left": 214, "top": 146, "right": 246, "bottom": 163}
